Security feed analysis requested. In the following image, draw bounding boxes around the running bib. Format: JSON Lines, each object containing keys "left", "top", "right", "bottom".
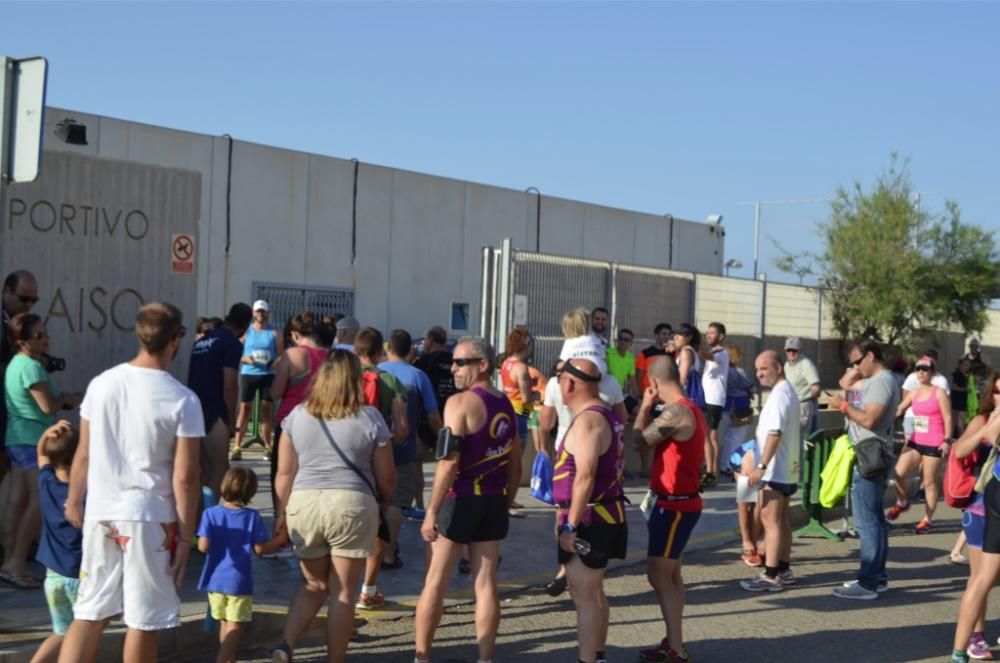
{"left": 913, "top": 416, "right": 930, "bottom": 434}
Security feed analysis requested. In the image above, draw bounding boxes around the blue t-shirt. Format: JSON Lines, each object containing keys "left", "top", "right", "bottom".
{"left": 241, "top": 326, "right": 277, "bottom": 376}
{"left": 37, "top": 465, "right": 83, "bottom": 578}
{"left": 188, "top": 327, "right": 243, "bottom": 428}
{"left": 377, "top": 360, "right": 438, "bottom": 464}
{"left": 196, "top": 505, "right": 270, "bottom": 595}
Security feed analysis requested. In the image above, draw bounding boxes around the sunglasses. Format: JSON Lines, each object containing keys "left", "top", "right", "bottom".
{"left": 452, "top": 357, "right": 484, "bottom": 367}
{"left": 786, "top": 349, "right": 799, "bottom": 354}
{"left": 29, "top": 331, "right": 48, "bottom": 340}
{"left": 17, "top": 294, "right": 39, "bottom": 305}
{"left": 915, "top": 364, "right": 934, "bottom": 372}
{"left": 849, "top": 357, "right": 864, "bottom": 368}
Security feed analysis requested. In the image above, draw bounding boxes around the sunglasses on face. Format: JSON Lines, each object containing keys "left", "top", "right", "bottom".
{"left": 17, "top": 294, "right": 39, "bottom": 305}
{"left": 915, "top": 364, "right": 934, "bottom": 372}
{"left": 849, "top": 357, "right": 863, "bottom": 368}
{"left": 786, "top": 349, "right": 799, "bottom": 354}
{"left": 29, "top": 331, "right": 48, "bottom": 340}
{"left": 452, "top": 357, "right": 484, "bottom": 367}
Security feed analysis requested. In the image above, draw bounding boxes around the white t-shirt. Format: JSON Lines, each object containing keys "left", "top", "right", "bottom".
{"left": 755, "top": 379, "right": 801, "bottom": 484}
{"left": 80, "top": 362, "right": 206, "bottom": 523}
{"left": 701, "top": 347, "right": 729, "bottom": 407}
{"left": 543, "top": 374, "right": 624, "bottom": 451}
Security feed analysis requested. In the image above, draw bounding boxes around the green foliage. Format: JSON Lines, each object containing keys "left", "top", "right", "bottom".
{"left": 811, "top": 154, "right": 999, "bottom": 351}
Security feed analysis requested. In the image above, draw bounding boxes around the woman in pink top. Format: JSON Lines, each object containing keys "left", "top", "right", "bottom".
{"left": 887, "top": 356, "right": 952, "bottom": 533}
{"left": 270, "top": 312, "right": 330, "bottom": 513}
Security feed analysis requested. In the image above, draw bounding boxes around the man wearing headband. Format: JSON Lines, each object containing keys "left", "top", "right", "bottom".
{"left": 632, "top": 356, "right": 705, "bottom": 663}
{"left": 414, "top": 336, "right": 521, "bottom": 663}
{"left": 553, "top": 358, "right": 627, "bottom": 663}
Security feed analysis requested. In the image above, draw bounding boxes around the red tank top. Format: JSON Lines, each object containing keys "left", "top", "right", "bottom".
{"left": 500, "top": 357, "right": 531, "bottom": 415}
{"left": 276, "top": 346, "right": 329, "bottom": 421}
{"left": 649, "top": 398, "right": 705, "bottom": 512}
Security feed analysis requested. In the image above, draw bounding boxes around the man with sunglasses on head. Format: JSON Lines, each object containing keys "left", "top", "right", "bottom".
{"left": 60, "top": 302, "right": 204, "bottom": 661}
{"left": 554, "top": 358, "right": 627, "bottom": 663}
{"left": 1, "top": 270, "right": 40, "bottom": 481}
{"left": 827, "top": 339, "right": 900, "bottom": 600}
{"left": 415, "top": 336, "right": 521, "bottom": 663}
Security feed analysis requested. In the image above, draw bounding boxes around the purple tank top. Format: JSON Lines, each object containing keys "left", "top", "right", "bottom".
{"left": 552, "top": 403, "right": 627, "bottom": 525}
{"left": 451, "top": 386, "right": 517, "bottom": 497}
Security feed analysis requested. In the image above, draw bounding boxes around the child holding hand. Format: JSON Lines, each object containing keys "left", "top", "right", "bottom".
{"left": 197, "top": 466, "right": 287, "bottom": 663}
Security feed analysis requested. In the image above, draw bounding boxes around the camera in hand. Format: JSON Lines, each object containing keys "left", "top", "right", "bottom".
{"left": 42, "top": 353, "right": 66, "bottom": 373}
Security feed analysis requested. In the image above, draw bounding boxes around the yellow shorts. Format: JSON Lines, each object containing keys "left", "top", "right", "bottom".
{"left": 207, "top": 593, "right": 253, "bottom": 623}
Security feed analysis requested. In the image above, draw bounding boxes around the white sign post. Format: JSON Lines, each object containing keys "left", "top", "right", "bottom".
{"left": 1, "top": 55, "right": 48, "bottom": 184}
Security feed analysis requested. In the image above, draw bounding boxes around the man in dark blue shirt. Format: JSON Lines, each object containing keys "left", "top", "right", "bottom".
{"left": 188, "top": 303, "right": 251, "bottom": 497}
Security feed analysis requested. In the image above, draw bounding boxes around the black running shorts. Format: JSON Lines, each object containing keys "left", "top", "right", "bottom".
{"left": 437, "top": 494, "right": 509, "bottom": 544}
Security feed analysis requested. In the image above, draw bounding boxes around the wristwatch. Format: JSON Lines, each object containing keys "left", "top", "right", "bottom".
{"left": 756, "top": 462, "right": 768, "bottom": 470}
{"left": 559, "top": 523, "right": 577, "bottom": 534}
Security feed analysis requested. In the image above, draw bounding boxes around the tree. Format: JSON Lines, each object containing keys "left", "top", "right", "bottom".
{"left": 777, "top": 154, "right": 1000, "bottom": 352}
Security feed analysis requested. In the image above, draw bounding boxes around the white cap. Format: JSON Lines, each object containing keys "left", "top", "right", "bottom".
{"left": 252, "top": 299, "right": 269, "bottom": 312}
{"left": 559, "top": 334, "right": 607, "bottom": 375}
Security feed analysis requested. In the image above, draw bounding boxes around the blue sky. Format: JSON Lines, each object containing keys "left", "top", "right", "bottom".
{"left": 5, "top": 1, "right": 998, "bottom": 282}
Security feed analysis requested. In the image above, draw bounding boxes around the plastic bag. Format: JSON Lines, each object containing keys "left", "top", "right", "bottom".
{"left": 530, "top": 452, "right": 555, "bottom": 505}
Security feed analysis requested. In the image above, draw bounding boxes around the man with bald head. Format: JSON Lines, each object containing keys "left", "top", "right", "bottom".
{"left": 740, "top": 350, "right": 801, "bottom": 592}
{"left": 554, "top": 358, "right": 627, "bottom": 663}
{"left": 630, "top": 356, "right": 705, "bottom": 663}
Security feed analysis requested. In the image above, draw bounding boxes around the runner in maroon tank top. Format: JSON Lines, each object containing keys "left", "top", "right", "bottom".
{"left": 555, "top": 358, "right": 629, "bottom": 663}
{"left": 414, "top": 336, "right": 522, "bottom": 663}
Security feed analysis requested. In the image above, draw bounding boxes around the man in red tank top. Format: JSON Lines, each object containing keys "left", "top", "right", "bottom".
{"left": 632, "top": 356, "right": 705, "bottom": 663}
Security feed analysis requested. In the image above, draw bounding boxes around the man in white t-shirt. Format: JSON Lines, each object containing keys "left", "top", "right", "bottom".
{"left": 740, "top": 350, "right": 800, "bottom": 594}
{"left": 61, "top": 302, "right": 205, "bottom": 662}
{"left": 700, "top": 322, "right": 729, "bottom": 487}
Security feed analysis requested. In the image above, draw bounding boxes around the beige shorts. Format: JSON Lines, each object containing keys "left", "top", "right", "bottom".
{"left": 286, "top": 489, "right": 378, "bottom": 559}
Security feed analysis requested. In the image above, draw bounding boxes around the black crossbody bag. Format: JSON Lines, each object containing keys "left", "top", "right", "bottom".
{"left": 318, "top": 419, "right": 377, "bottom": 498}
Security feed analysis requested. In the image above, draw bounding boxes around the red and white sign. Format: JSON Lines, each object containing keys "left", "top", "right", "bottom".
{"left": 171, "top": 233, "right": 195, "bottom": 274}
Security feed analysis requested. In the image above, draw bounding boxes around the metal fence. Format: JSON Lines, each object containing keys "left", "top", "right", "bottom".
{"left": 251, "top": 281, "right": 354, "bottom": 332}
{"left": 480, "top": 239, "right": 991, "bottom": 387}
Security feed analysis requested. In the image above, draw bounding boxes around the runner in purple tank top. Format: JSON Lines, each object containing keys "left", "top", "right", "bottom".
{"left": 414, "top": 336, "right": 522, "bottom": 663}
{"left": 555, "top": 358, "right": 629, "bottom": 663}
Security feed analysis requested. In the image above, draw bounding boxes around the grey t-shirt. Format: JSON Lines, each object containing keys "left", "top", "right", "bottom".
{"left": 282, "top": 404, "right": 391, "bottom": 493}
{"left": 848, "top": 369, "right": 900, "bottom": 444}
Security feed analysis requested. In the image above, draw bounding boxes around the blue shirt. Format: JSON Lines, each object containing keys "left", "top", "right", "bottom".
{"left": 37, "top": 465, "right": 83, "bottom": 578}
{"left": 377, "top": 360, "right": 438, "bottom": 464}
{"left": 241, "top": 326, "right": 277, "bottom": 376}
{"left": 196, "top": 505, "right": 270, "bottom": 595}
{"left": 188, "top": 327, "right": 243, "bottom": 428}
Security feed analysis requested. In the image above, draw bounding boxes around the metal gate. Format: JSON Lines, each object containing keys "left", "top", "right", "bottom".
{"left": 480, "top": 239, "right": 695, "bottom": 373}
{"left": 251, "top": 281, "right": 354, "bottom": 332}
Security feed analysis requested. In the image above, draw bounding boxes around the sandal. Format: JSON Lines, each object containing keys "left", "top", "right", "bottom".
{"left": 545, "top": 575, "right": 568, "bottom": 597}
{"left": 0, "top": 570, "right": 42, "bottom": 589}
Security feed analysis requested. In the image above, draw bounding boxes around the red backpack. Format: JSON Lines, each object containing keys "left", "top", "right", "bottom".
{"left": 945, "top": 445, "right": 982, "bottom": 509}
{"left": 361, "top": 368, "right": 381, "bottom": 409}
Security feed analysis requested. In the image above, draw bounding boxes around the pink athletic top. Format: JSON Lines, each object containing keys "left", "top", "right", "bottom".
{"left": 276, "top": 346, "right": 329, "bottom": 422}
{"left": 911, "top": 386, "right": 946, "bottom": 447}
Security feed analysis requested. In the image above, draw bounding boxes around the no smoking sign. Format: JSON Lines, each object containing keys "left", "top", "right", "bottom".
{"left": 171, "top": 233, "right": 195, "bottom": 274}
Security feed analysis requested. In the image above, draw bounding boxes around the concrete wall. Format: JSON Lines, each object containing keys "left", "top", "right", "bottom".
{"left": 32, "top": 106, "right": 724, "bottom": 342}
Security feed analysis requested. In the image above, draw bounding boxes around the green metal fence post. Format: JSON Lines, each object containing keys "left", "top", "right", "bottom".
{"left": 793, "top": 427, "right": 844, "bottom": 542}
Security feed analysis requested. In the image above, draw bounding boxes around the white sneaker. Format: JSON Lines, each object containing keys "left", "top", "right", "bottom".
{"left": 833, "top": 581, "right": 878, "bottom": 600}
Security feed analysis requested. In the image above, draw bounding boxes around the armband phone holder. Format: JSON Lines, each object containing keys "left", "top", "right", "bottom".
{"left": 435, "top": 427, "right": 463, "bottom": 460}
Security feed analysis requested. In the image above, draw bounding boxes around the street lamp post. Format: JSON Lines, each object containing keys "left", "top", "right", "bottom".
{"left": 737, "top": 198, "right": 832, "bottom": 280}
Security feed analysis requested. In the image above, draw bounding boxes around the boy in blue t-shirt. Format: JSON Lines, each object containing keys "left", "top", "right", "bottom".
{"left": 32, "top": 420, "right": 82, "bottom": 662}
{"left": 197, "top": 466, "right": 286, "bottom": 663}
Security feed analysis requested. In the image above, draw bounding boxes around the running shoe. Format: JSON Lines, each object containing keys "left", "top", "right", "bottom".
{"left": 637, "top": 638, "right": 669, "bottom": 662}
{"left": 779, "top": 569, "right": 796, "bottom": 586}
{"left": 701, "top": 472, "right": 717, "bottom": 488}
{"left": 968, "top": 636, "right": 993, "bottom": 660}
{"left": 356, "top": 589, "right": 385, "bottom": 610}
{"left": 740, "top": 572, "right": 783, "bottom": 592}
{"left": 843, "top": 579, "right": 888, "bottom": 593}
{"left": 545, "top": 574, "right": 568, "bottom": 596}
{"left": 271, "top": 641, "right": 292, "bottom": 663}
{"left": 741, "top": 549, "right": 763, "bottom": 567}
{"left": 832, "top": 580, "right": 878, "bottom": 600}
{"left": 915, "top": 517, "right": 933, "bottom": 534}
{"left": 229, "top": 449, "right": 242, "bottom": 461}
{"left": 885, "top": 501, "right": 909, "bottom": 521}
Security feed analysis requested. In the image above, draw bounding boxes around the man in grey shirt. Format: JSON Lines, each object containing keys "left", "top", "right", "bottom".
{"left": 827, "top": 338, "right": 900, "bottom": 600}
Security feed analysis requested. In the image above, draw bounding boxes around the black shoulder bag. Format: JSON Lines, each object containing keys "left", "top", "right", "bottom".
{"left": 318, "top": 418, "right": 377, "bottom": 498}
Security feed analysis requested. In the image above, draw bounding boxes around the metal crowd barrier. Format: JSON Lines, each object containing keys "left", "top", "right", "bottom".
{"left": 793, "top": 427, "right": 848, "bottom": 542}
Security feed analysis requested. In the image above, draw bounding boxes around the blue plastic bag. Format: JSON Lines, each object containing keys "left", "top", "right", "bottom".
{"left": 530, "top": 452, "right": 555, "bottom": 505}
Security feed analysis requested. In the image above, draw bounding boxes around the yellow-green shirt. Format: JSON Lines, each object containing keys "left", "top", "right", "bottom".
{"left": 605, "top": 349, "right": 636, "bottom": 390}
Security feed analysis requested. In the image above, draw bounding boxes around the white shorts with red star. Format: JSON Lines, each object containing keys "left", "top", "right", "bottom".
{"left": 73, "top": 520, "right": 181, "bottom": 630}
